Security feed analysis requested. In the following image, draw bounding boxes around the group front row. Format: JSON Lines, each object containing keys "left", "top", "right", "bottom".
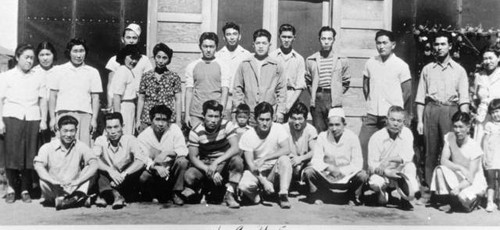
{"left": 31, "top": 100, "right": 487, "bottom": 213}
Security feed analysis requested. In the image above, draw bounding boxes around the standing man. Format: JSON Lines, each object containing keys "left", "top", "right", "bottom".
{"left": 270, "top": 24, "right": 306, "bottom": 112}
{"left": 368, "top": 106, "right": 419, "bottom": 210}
{"left": 105, "top": 23, "right": 153, "bottom": 109}
{"left": 184, "top": 100, "right": 244, "bottom": 208}
{"left": 185, "top": 32, "right": 230, "bottom": 128}
{"left": 415, "top": 32, "right": 470, "bottom": 202}
{"left": 306, "top": 26, "right": 351, "bottom": 132}
{"left": 49, "top": 38, "right": 102, "bottom": 146}
{"left": 359, "top": 30, "right": 412, "bottom": 170}
{"left": 238, "top": 102, "right": 292, "bottom": 209}
{"left": 233, "top": 29, "right": 287, "bottom": 125}
{"left": 215, "top": 22, "right": 251, "bottom": 118}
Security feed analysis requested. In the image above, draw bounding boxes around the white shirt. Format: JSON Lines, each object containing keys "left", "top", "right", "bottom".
{"left": 239, "top": 123, "right": 288, "bottom": 168}
{"left": 269, "top": 48, "right": 306, "bottom": 90}
{"left": 215, "top": 45, "right": 251, "bottom": 92}
{"left": 368, "top": 127, "right": 414, "bottom": 171}
{"left": 32, "top": 64, "right": 59, "bottom": 99}
{"left": 0, "top": 67, "right": 46, "bottom": 120}
{"left": 110, "top": 65, "right": 138, "bottom": 100}
{"left": 137, "top": 124, "right": 188, "bottom": 169}
{"left": 106, "top": 55, "right": 153, "bottom": 97}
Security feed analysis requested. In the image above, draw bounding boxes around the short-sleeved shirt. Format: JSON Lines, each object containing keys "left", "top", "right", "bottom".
{"left": 110, "top": 65, "right": 138, "bottom": 100}
{"left": 34, "top": 139, "right": 97, "bottom": 184}
{"left": 415, "top": 58, "right": 469, "bottom": 105}
{"left": 185, "top": 58, "right": 230, "bottom": 118}
{"left": 188, "top": 120, "right": 236, "bottom": 160}
{"left": 239, "top": 123, "right": 288, "bottom": 168}
{"left": 93, "top": 134, "right": 147, "bottom": 172}
{"left": 363, "top": 54, "right": 411, "bottom": 116}
{"left": 368, "top": 127, "right": 414, "bottom": 172}
{"left": 311, "top": 129, "right": 362, "bottom": 176}
{"left": 106, "top": 55, "right": 152, "bottom": 81}
{"left": 137, "top": 124, "right": 188, "bottom": 168}
{"left": 215, "top": 45, "right": 251, "bottom": 93}
{"left": 138, "top": 70, "right": 181, "bottom": 124}
{"left": 443, "top": 132, "right": 483, "bottom": 169}
{"left": 283, "top": 123, "right": 317, "bottom": 156}
{"left": 0, "top": 67, "right": 46, "bottom": 120}
{"left": 32, "top": 64, "right": 59, "bottom": 99}
{"left": 50, "top": 62, "right": 103, "bottom": 114}
{"left": 482, "top": 122, "right": 500, "bottom": 170}
{"left": 473, "top": 68, "right": 500, "bottom": 102}
{"left": 269, "top": 48, "right": 306, "bottom": 90}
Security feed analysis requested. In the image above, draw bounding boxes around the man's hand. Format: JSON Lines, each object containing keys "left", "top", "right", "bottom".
{"left": 290, "top": 155, "right": 303, "bottom": 167}
{"left": 135, "top": 119, "right": 142, "bottom": 133}
{"left": 254, "top": 158, "right": 265, "bottom": 170}
{"left": 184, "top": 116, "right": 192, "bottom": 128}
{"left": 206, "top": 162, "right": 218, "bottom": 178}
{"left": 39, "top": 121, "right": 48, "bottom": 132}
{"left": 212, "top": 172, "right": 223, "bottom": 186}
{"left": 49, "top": 119, "right": 57, "bottom": 132}
{"left": 326, "top": 165, "right": 343, "bottom": 179}
{"left": 417, "top": 121, "right": 424, "bottom": 135}
{"left": 260, "top": 177, "right": 275, "bottom": 194}
{"left": 0, "top": 120, "right": 5, "bottom": 135}
{"left": 62, "top": 180, "right": 80, "bottom": 194}
{"left": 108, "top": 169, "right": 125, "bottom": 186}
{"left": 90, "top": 119, "right": 97, "bottom": 134}
{"left": 153, "top": 166, "right": 169, "bottom": 178}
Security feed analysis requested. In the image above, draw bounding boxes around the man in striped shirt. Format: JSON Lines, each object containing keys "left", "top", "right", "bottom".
{"left": 185, "top": 100, "right": 244, "bottom": 208}
{"left": 306, "top": 26, "right": 351, "bottom": 132}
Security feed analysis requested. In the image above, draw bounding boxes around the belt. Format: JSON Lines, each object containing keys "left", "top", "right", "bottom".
{"left": 121, "top": 99, "right": 136, "bottom": 103}
{"left": 425, "top": 98, "right": 457, "bottom": 106}
{"left": 316, "top": 87, "right": 331, "bottom": 93}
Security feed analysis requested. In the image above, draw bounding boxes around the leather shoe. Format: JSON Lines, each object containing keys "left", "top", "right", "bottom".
{"left": 279, "top": 194, "right": 291, "bottom": 209}
{"left": 224, "top": 191, "right": 240, "bottom": 209}
{"left": 172, "top": 192, "right": 184, "bottom": 206}
{"left": 5, "top": 193, "right": 15, "bottom": 203}
{"left": 21, "top": 192, "right": 32, "bottom": 203}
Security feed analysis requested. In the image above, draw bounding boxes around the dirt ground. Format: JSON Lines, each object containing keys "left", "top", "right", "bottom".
{"left": 1, "top": 194, "right": 499, "bottom": 227}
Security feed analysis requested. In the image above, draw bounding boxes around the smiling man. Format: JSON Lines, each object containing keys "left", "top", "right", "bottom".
{"left": 185, "top": 32, "right": 230, "bottom": 128}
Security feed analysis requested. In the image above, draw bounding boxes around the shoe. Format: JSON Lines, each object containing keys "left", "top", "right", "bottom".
{"left": 348, "top": 197, "right": 362, "bottom": 206}
{"left": 224, "top": 191, "right": 240, "bottom": 209}
{"left": 55, "top": 196, "right": 79, "bottom": 211}
{"left": 314, "top": 199, "right": 324, "bottom": 205}
{"left": 400, "top": 199, "right": 414, "bottom": 211}
{"left": 279, "top": 194, "right": 291, "bottom": 209}
{"left": 21, "top": 192, "right": 32, "bottom": 203}
{"left": 415, "top": 196, "right": 429, "bottom": 206}
{"left": 377, "top": 190, "right": 388, "bottom": 206}
{"left": 95, "top": 196, "right": 107, "bottom": 208}
{"left": 5, "top": 193, "right": 15, "bottom": 203}
{"left": 485, "top": 202, "right": 497, "bottom": 212}
{"left": 438, "top": 204, "right": 452, "bottom": 213}
{"left": 172, "top": 192, "right": 184, "bottom": 206}
{"left": 112, "top": 197, "right": 125, "bottom": 210}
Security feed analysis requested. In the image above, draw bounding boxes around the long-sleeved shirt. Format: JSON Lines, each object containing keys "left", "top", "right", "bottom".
{"left": 137, "top": 124, "right": 188, "bottom": 169}
{"left": 368, "top": 127, "right": 414, "bottom": 172}
{"left": 269, "top": 48, "right": 306, "bottom": 90}
{"left": 93, "top": 134, "right": 147, "bottom": 172}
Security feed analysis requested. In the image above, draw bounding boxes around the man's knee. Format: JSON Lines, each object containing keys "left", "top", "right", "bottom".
{"left": 302, "top": 167, "right": 316, "bottom": 180}
{"left": 229, "top": 155, "right": 244, "bottom": 172}
{"left": 139, "top": 170, "right": 153, "bottom": 184}
{"left": 174, "top": 156, "right": 189, "bottom": 169}
{"left": 184, "top": 167, "right": 202, "bottom": 186}
{"left": 369, "top": 174, "right": 386, "bottom": 192}
{"left": 355, "top": 170, "right": 370, "bottom": 182}
{"left": 277, "top": 155, "right": 292, "bottom": 169}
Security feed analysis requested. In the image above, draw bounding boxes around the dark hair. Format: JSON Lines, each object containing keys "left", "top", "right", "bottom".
{"left": 318, "top": 26, "right": 336, "bottom": 38}
{"left": 279, "top": 24, "right": 296, "bottom": 35}
{"left": 288, "top": 102, "right": 308, "bottom": 119}
{"left": 236, "top": 103, "right": 251, "bottom": 115}
{"left": 104, "top": 112, "right": 124, "bottom": 126}
{"left": 65, "top": 38, "right": 88, "bottom": 59}
{"left": 14, "top": 43, "right": 35, "bottom": 58}
{"left": 202, "top": 100, "right": 223, "bottom": 116}
{"left": 254, "top": 102, "right": 274, "bottom": 119}
{"left": 253, "top": 29, "right": 271, "bottom": 42}
{"left": 149, "top": 105, "right": 172, "bottom": 122}
{"left": 222, "top": 22, "right": 241, "bottom": 34}
{"left": 488, "top": 99, "right": 500, "bottom": 114}
{"left": 375, "top": 30, "right": 395, "bottom": 42}
{"left": 153, "top": 43, "right": 173, "bottom": 65}
{"left": 58, "top": 115, "right": 79, "bottom": 129}
{"left": 35, "top": 41, "right": 57, "bottom": 62}
{"left": 199, "top": 32, "right": 219, "bottom": 47}
{"left": 387, "top": 105, "right": 406, "bottom": 117}
{"left": 451, "top": 111, "right": 471, "bottom": 125}
{"left": 433, "top": 31, "right": 453, "bottom": 45}
{"left": 116, "top": 45, "right": 141, "bottom": 65}
{"left": 482, "top": 45, "right": 500, "bottom": 57}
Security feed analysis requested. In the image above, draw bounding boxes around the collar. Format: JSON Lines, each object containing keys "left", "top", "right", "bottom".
{"left": 64, "top": 61, "right": 87, "bottom": 70}
{"left": 106, "top": 135, "right": 124, "bottom": 149}
{"left": 54, "top": 139, "right": 76, "bottom": 152}
{"left": 307, "top": 50, "right": 336, "bottom": 61}
{"left": 376, "top": 53, "right": 396, "bottom": 63}
{"left": 275, "top": 48, "right": 298, "bottom": 57}
{"left": 382, "top": 128, "right": 404, "bottom": 141}
{"left": 243, "top": 55, "right": 278, "bottom": 65}
{"left": 432, "top": 56, "right": 455, "bottom": 69}
{"left": 219, "top": 45, "right": 246, "bottom": 54}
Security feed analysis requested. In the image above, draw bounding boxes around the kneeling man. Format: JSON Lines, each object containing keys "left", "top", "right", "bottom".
{"left": 238, "top": 102, "right": 293, "bottom": 209}
{"left": 34, "top": 115, "right": 98, "bottom": 210}
{"left": 303, "top": 108, "right": 368, "bottom": 205}
{"left": 368, "top": 106, "right": 419, "bottom": 210}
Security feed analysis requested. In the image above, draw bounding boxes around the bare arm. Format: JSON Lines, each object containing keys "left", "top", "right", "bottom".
{"left": 90, "top": 93, "right": 100, "bottom": 134}
{"left": 106, "top": 72, "right": 115, "bottom": 108}
{"left": 113, "top": 94, "right": 122, "bottom": 112}
{"left": 363, "top": 76, "right": 369, "bottom": 100}
{"left": 184, "top": 87, "right": 193, "bottom": 125}
{"left": 175, "top": 92, "right": 182, "bottom": 126}
{"left": 188, "top": 146, "right": 208, "bottom": 173}
{"left": 49, "top": 90, "right": 58, "bottom": 131}
{"left": 212, "top": 136, "right": 240, "bottom": 165}
{"left": 221, "top": 87, "right": 229, "bottom": 113}
{"left": 34, "top": 162, "right": 60, "bottom": 185}
{"left": 136, "top": 94, "right": 145, "bottom": 129}
{"left": 73, "top": 159, "right": 98, "bottom": 186}
{"left": 260, "top": 138, "right": 291, "bottom": 162}
{"left": 401, "top": 79, "right": 412, "bottom": 111}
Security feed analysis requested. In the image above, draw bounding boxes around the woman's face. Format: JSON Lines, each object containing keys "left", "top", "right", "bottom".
{"left": 155, "top": 51, "right": 169, "bottom": 68}
{"left": 70, "top": 45, "right": 86, "bottom": 66}
{"left": 482, "top": 51, "right": 499, "bottom": 71}
{"left": 16, "top": 49, "right": 35, "bottom": 72}
{"left": 38, "top": 49, "right": 54, "bottom": 68}
{"left": 124, "top": 55, "right": 138, "bottom": 69}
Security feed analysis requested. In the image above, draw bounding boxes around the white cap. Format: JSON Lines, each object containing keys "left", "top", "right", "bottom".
{"left": 328, "top": 107, "right": 345, "bottom": 119}
{"left": 125, "top": 23, "right": 141, "bottom": 36}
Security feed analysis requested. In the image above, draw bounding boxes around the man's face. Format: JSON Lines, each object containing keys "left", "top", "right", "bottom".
{"left": 122, "top": 30, "right": 139, "bottom": 45}
{"left": 59, "top": 124, "right": 77, "bottom": 145}
{"left": 328, "top": 116, "right": 345, "bottom": 138}
{"left": 16, "top": 49, "right": 35, "bottom": 72}
{"left": 386, "top": 111, "right": 405, "bottom": 135}
{"left": 320, "top": 31, "right": 335, "bottom": 51}
{"left": 253, "top": 36, "right": 270, "bottom": 56}
{"left": 105, "top": 119, "right": 123, "bottom": 141}
{"left": 124, "top": 55, "right": 139, "bottom": 69}
{"left": 204, "top": 109, "right": 221, "bottom": 130}
{"left": 376, "top": 35, "right": 395, "bottom": 58}
{"left": 289, "top": 113, "right": 306, "bottom": 131}
{"left": 152, "top": 113, "right": 169, "bottom": 134}
{"left": 279, "top": 31, "right": 295, "bottom": 49}
{"left": 224, "top": 28, "right": 241, "bottom": 47}
{"left": 154, "top": 51, "right": 169, "bottom": 69}
{"left": 200, "top": 39, "right": 217, "bottom": 59}
{"left": 452, "top": 120, "right": 470, "bottom": 141}
{"left": 70, "top": 45, "right": 86, "bottom": 66}
{"left": 433, "top": 36, "right": 451, "bottom": 58}
{"left": 256, "top": 112, "right": 273, "bottom": 132}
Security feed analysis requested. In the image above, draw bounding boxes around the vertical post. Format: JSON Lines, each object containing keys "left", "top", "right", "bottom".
{"left": 211, "top": 0, "right": 219, "bottom": 33}
{"left": 384, "top": 0, "right": 393, "bottom": 30}
{"left": 263, "top": 0, "right": 279, "bottom": 50}
{"left": 456, "top": 0, "right": 463, "bottom": 28}
{"left": 147, "top": 0, "right": 158, "bottom": 57}
{"left": 71, "top": 0, "right": 77, "bottom": 38}
{"left": 322, "top": 0, "right": 331, "bottom": 26}
{"left": 331, "top": 0, "right": 342, "bottom": 53}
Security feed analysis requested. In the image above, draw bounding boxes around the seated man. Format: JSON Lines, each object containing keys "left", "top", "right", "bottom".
{"left": 430, "top": 112, "right": 487, "bottom": 213}
{"left": 283, "top": 102, "right": 318, "bottom": 184}
{"left": 368, "top": 106, "right": 419, "bottom": 210}
{"left": 92, "top": 112, "right": 147, "bottom": 209}
{"left": 137, "top": 105, "right": 189, "bottom": 205}
{"left": 34, "top": 115, "right": 98, "bottom": 210}
{"left": 303, "top": 108, "right": 368, "bottom": 205}
{"left": 184, "top": 100, "right": 244, "bottom": 208}
{"left": 238, "top": 102, "right": 293, "bottom": 209}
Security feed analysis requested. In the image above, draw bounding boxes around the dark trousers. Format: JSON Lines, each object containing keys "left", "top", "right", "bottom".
{"left": 303, "top": 167, "right": 368, "bottom": 201}
{"left": 422, "top": 103, "right": 458, "bottom": 186}
{"left": 139, "top": 156, "right": 188, "bottom": 201}
{"left": 96, "top": 169, "right": 142, "bottom": 202}
{"left": 311, "top": 91, "right": 333, "bottom": 132}
{"left": 5, "top": 168, "right": 33, "bottom": 194}
{"left": 184, "top": 155, "right": 244, "bottom": 200}
{"left": 358, "top": 114, "right": 387, "bottom": 170}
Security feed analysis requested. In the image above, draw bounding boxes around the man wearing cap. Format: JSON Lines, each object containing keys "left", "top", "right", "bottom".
{"left": 302, "top": 107, "right": 367, "bottom": 205}
{"left": 306, "top": 26, "right": 351, "bottom": 132}
{"left": 359, "top": 30, "right": 412, "bottom": 170}
{"left": 106, "top": 23, "right": 153, "bottom": 110}
{"left": 367, "top": 105, "right": 419, "bottom": 210}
